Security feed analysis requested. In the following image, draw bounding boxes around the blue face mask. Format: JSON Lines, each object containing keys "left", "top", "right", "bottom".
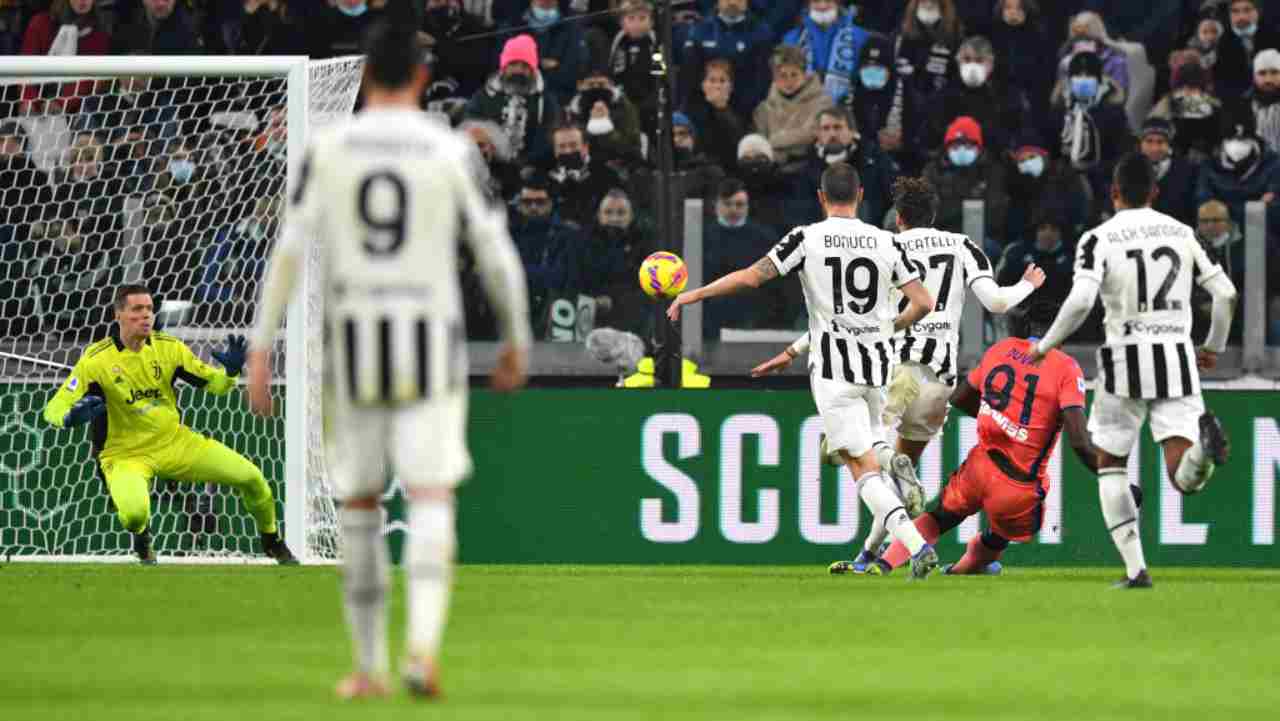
{"left": 1234, "top": 22, "right": 1258, "bottom": 37}
{"left": 859, "top": 65, "right": 889, "bottom": 90}
{"left": 717, "top": 214, "right": 747, "bottom": 229}
{"left": 530, "top": 6, "right": 560, "bottom": 28}
{"left": 169, "top": 159, "right": 195, "bottom": 183}
{"left": 337, "top": 1, "right": 368, "bottom": 17}
{"left": 1070, "top": 76, "right": 1099, "bottom": 100}
{"left": 1018, "top": 155, "right": 1045, "bottom": 178}
{"left": 948, "top": 146, "right": 978, "bottom": 167}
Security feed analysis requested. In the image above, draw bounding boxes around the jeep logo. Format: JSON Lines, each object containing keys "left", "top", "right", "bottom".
{"left": 126, "top": 388, "right": 162, "bottom": 405}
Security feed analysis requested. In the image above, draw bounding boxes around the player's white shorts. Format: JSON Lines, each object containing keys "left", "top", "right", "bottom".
{"left": 882, "top": 361, "right": 951, "bottom": 442}
{"left": 325, "top": 391, "right": 472, "bottom": 500}
{"left": 1088, "top": 387, "right": 1205, "bottom": 458}
{"left": 810, "top": 374, "right": 886, "bottom": 459}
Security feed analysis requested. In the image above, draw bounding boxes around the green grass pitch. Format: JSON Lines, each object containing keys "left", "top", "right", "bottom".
{"left": 3, "top": 564, "right": 1278, "bottom": 721}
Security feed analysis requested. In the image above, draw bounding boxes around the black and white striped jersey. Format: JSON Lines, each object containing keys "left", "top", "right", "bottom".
{"left": 768, "top": 216, "right": 921, "bottom": 387}
{"left": 1075, "top": 207, "right": 1224, "bottom": 399}
{"left": 890, "top": 228, "right": 994, "bottom": 385}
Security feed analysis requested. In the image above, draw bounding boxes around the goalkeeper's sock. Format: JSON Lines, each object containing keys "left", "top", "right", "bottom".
{"left": 405, "top": 498, "right": 456, "bottom": 663}
{"left": 859, "top": 472, "right": 926, "bottom": 555}
{"left": 340, "top": 507, "right": 390, "bottom": 678}
{"left": 881, "top": 513, "right": 941, "bottom": 569}
{"left": 1098, "top": 467, "right": 1147, "bottom": 579}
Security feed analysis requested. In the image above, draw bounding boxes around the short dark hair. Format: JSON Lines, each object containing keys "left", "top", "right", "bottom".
{"left": 362, "top": 19, "right": 424, "bottom": 90}
{"left": 892, "top": 176, "right": 937, "bottom": 228}
{"left": 1007, "top": 299, "right": 1057, "bottom": 339}
{"left": 717, "top": 177, "right": 747, "bottom": 201}
{"left": 549, "top": 122, "right": 585, "bottom": 144}
{"left": 1112, "top": 152, "right": 1156, "bottom": 207}
{"left": 820, "top": 162, "right": 861, "bottom": 204}
{"left": 114, "top": 284, "right": 151, "bottom": 310}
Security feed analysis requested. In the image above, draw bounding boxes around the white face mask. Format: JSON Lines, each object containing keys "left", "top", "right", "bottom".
{"left": 586, "top": 116, "right": 615, "bottom": 136}
{"left": 1224, "top": 138, "right": 1253, "bottom": 162}
{"left": 959, "top": 62, "right": 988, "bottom": 87}
{"left": 809, "top": 8, "right": 838, "bottom": 25}
{"left": 916, "top": 5, "right": 941, "bottom": 25}
{"left": 1017, "top": 155, "right": 1045, "bottom": 177}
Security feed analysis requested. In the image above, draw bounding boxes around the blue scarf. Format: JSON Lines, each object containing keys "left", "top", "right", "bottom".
{"left": 788, "top": 14, "right": 866, "bottom": 103}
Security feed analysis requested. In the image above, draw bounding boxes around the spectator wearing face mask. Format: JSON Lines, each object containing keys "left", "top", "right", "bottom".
{"left": 460, "top": 118, "right": 520, "bottom": 205}
{"left": 1004, "top": 126, "right": 1093, "bottom": 245}
{"left": 1213, "top": 0, "right": 1280, "bottom": 100}
{"left": 923, "top": 115, "right": 1010, "bottom": 252}
{"left": 501, "top": 0, "right": 589, "bottom": 102}
{"left": 1188, "top": 13, "right": 1225, "bottom": 73}
{"left": 1052, "top": 11, "right": 1129, "bottom": 100}
{"left": 571, "top": 189, "right": 655, "bottom": 337}
{"left": 566, "top": 64, "right": 643, "bottom": 169}
{"left": 924, "top": 35, "right": 1027, "bottom": 156}
{"left": 1150, "top": 58, "right": 1223, "bottom": 162}
{"left": 734, "top": 134, "right": 788, "bottom": 231}
{"left": 780, "top": 0, "right": 869, "bottom": 104}
{"left": 702, "top": 178, "right": 781, "bottom": 339}
{"left": 995, "top": 206, "right": 1074, "bottom": 329}
{"left": 1235, "top": 48, "right": 1280, "bottom": 154}
{"left": 895, "top": 0, "right": 966, "bottom": 98}
{"left": 752, "top": 45, "right": 833, "bottom": 171}
{"left": 785, "top": 106, "right": 896, "bottom": 229}
{"left": 300, "top": 0, "right": 392, "bottom": 59}
{"left": 509, "top": 177, "right": 579, "bottom": 307}
{"left": 628, "top": 111, "right": 727, "bottom": 228}
{"left": 1140, "top": 117, "right": 1200, "bottom": 226}
{"left": 1195, "top": 106, "right": 1280, "bottom": 235}
{"left": 844, "top": 31, "right": 926, "bottom": 174}
{"left": 542, "top": 123, "right": 625, "bottom": 229}
{"left": 465, "top": 34, "right": 562, "bottom": 168}
{"left": 1051, "top": 50, "right": 1132, "bottom": 205}
{"left": 679, "top": 0, "right": 775, "bottom": 119}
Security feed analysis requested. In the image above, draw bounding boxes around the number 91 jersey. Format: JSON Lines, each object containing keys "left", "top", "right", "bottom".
{"left": 889, "top": 228, "right": 994, "bottom": 385}
{"left": 1075, "top": 207, "right": 1224, "bottom": 399}
{"left": 768, "top": 216, "right": 921, "bottom": 387}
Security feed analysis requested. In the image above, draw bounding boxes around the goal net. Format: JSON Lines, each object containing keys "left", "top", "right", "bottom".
{"left": 0, "top": 56, "right": 363, "bottom": 563}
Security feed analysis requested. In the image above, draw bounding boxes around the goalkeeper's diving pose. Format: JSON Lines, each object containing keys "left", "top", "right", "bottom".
{"left": 42, "top": 284, "right": 297, "bottom": 565}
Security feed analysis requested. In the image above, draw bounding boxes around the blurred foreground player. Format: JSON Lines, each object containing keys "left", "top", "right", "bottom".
{"left": 247, "top": 21, "right": 531, "bottom": 699}
{"left": 852, "top": 303, "right": 1101, "bottom": 576}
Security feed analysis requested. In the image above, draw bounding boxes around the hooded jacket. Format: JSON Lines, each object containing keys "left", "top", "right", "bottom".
{"left": 465, "top": 71, "right": 562, "bottom": 166}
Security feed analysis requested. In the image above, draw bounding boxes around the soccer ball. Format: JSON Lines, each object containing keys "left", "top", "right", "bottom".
{"left": 638, "top": 252, "right": 688, "bottom": 299}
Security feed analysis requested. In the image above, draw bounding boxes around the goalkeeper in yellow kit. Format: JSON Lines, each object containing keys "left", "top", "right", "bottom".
{"left": 42, "top": 284, "right": 297, "bottom": 565}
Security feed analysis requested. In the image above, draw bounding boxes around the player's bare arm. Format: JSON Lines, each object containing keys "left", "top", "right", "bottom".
{"left": 892, "top": 278, "right": 935, "bottom": 332}
{"left": 667, "top": 256, "right": 778, "bottom": 322}
{"left": 246, "top": 349, "right": 273, "bottom": 416}
{"left": 751, "top": 333, "right": 808, "bottom": 377}
{"left": 1197, "top": 271, "right": 1239, "bottom": 370}
{"left": 1062, "top": 407, "right": 1100, "bottom": 474}
{"left": 948, "top": 379, "right": 982, "bottom": 418}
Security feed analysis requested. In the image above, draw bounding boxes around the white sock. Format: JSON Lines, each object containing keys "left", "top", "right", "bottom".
{"left": 1174, "top": 443, "right": 1214, "bottom": 493}
{"left": 340, "top": 507, "right": 390, "bottom": 677}
{"left": 1098, "top": 468, "right": 1146, "bottom": 578}
{"left": 873, "top": 442, "right": 895, "bottom": 471}
{"left": 859, "top": 472, "right": 926, "bottom": 554}
{"left": 862, "top": 513, "right": 887, "bottom": 555}
{"left": 405, "top": 498, "right": 456, "bottom": 663}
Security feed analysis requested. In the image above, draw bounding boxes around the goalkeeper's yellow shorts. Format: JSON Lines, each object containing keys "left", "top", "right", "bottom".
{"left": 883, "top": 362, "right": 952, "bottom": 443}
{"left": 98, "top": 427, "right": 275, "bottom": 535}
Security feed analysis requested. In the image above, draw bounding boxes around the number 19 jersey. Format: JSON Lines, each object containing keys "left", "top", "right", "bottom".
{"left": 891, "top": 228, "right": 994, "bottom": 385}
{"left": 1074, "top": 207, "right": 1224, "bottom": 399}
{"left": 768, "top": 216, "right": 921, "bottom": 387}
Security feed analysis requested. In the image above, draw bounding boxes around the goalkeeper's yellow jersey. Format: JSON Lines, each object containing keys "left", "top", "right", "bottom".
{"left": 42, "top": 328, "right": 238, "bottom": 458}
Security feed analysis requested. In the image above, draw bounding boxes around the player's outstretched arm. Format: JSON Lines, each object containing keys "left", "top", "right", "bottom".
{"left": 1197, "top": 271, "right": 1239, "bottom": 369}
{"left": 892, "top": 279, "right": 935, "bottom": 332}
{"left": 667, "top": 256, "right": 778, "bottom": 322}
{"left": 969, "top": 264, "right": 1044, "bottom": 314}
{"left": 1062, "top": 407, "right": 1100, "bottom": 474}
{"left": 42, "top": 355, "right": 103, "bottom": 428}
{"left": 948, "top": 379, "right": 982, "bottom": 418}
{"left": 750, "top": 333, "right": 809, "bottom": 377}
{"left": 172, "top": 336, "right": 240, "bottom": 396}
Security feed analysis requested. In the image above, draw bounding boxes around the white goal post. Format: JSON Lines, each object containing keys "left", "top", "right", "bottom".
{"left": 0, "top": 55, "right": 363, "bottom": 563}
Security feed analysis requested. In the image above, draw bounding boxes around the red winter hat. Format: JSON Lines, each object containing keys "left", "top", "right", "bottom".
{"left": 944, "top": 116, "right": 983, "bottom": 149}
{"left": 500, "top": 34, "right": 539, "bottom": 72}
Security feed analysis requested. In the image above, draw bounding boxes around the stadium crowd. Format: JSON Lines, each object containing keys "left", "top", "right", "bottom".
{"left": 0, "top": 0, "right": 1278, "bottom": 348}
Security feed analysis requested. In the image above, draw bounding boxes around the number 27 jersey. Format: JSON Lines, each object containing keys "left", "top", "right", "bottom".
{"left": 768, "top": 216, "right": 921, "bottom": 387}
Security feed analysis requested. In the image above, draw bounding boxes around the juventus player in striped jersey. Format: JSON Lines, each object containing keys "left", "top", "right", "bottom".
{"left": 247, "top": 22, "right": 531, "bottom": 697}
{"left": 752, "top": 177, "right": 1044, "bottom": 574}
{"left": 668, "top": 163, "right": 943, "bottom": 578}
{"left": 1030, "top": 153, "right": 1236, "bottom": 588}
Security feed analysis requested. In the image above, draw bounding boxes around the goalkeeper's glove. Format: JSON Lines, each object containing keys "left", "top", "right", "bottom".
{"left": 212, "top": 334, "right": 248, "bottom": 376}
{"left": 64, "top": 396, "right": 106, "bottom": 427}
